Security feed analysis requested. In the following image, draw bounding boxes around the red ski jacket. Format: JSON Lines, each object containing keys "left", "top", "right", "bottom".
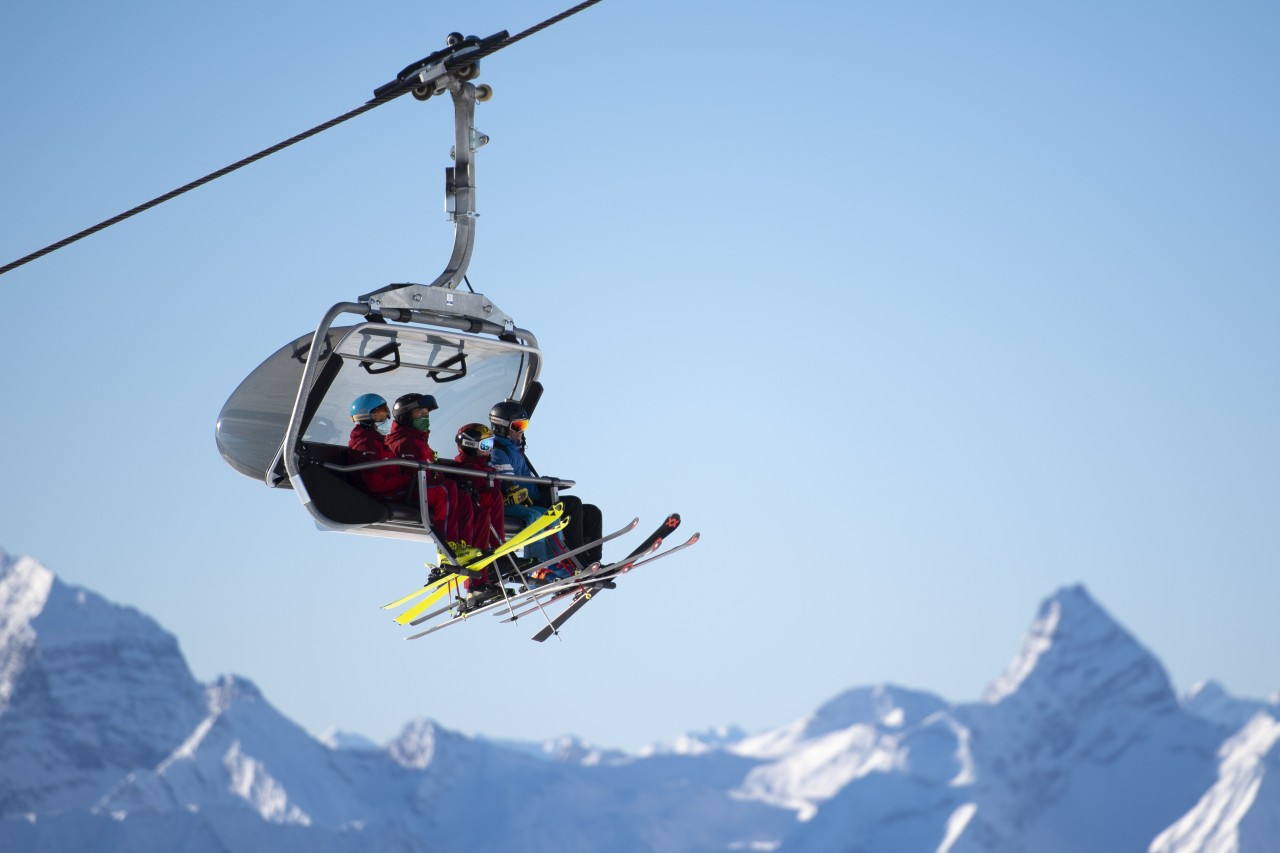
{"left": 348, "top": 424, "right": 411, "bottom": 501}
{"left": 386, "top": 422, "right": 440, "bottom": 464}
{"left": 453, "top": 452, "right": 506, "bottom": 548}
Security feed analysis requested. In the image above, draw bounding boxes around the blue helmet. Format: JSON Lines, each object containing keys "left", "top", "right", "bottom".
{"left": 350, "top": 393, "right": 389, "bottom": 423}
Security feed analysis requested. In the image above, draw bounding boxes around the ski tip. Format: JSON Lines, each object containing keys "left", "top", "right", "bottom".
{"left": 380, "top": 590, "right": 423, "bottom": 610}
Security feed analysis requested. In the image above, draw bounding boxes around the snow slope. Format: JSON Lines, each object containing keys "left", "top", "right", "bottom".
{"left": 1151, "top": 713, "right": 1280, "bottom": 853}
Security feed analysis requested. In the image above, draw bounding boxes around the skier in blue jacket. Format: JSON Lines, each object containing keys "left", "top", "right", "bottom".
{"left": 489, "top": 401, "right": 604, "bottom": 580}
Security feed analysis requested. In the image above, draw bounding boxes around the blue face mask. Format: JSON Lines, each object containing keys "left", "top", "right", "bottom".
{"left": 412, "top": 416, "right": 431, "bottom": 432}
{"left": 376, "top": 420, "right": 391, "bottom": 435}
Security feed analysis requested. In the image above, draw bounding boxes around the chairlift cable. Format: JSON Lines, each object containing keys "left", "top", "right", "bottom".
{"left": 0, "top": 96, "right": 397, "bottom": 278}
{"left": 469, "top": 0, "right": 604, "bottom": 59}
{"left": 0, "top": 0, "right": 606, "bottom": 278}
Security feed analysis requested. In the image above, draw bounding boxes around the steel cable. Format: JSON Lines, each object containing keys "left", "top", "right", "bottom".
{"left": 0, "top": 0, "right": 605, "bottom": 278}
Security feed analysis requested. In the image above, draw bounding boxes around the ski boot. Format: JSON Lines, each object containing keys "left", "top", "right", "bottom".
{"left": 443, "top": 540, "right": 483, "bottom": 565}
{"left": 458, "top": 581, "right": 503, "bottom": 613}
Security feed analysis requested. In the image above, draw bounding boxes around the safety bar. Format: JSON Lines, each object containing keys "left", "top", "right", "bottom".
{"left": 325, "top": 457, "right": 576, "bottom": 492}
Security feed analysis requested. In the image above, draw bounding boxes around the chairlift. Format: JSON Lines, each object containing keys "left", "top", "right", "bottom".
{"left": 0, "top": 13, "right": 696, "bottom": 637}
{"left": 215, "top": 48, "right": 564, "bottom": 555}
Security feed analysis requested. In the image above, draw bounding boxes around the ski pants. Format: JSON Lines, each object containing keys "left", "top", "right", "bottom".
{"left": 558, "top": 495, "right": 603, "bottom": 567}
{"left": 504, "top": 503, "right": 568, "bottom": 566}
{"left": 424, "top": 476, "right": 471, "bottom": 545}
{"left": 460, "top": 481, "right": 505, "bottom": 550}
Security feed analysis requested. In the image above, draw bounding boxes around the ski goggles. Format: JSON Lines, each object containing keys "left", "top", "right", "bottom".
{"left": 478, "top": 436, "right": 495, "bottom": 452}
{"left": 508, "top": 418, "right": 530, "bottom": 432}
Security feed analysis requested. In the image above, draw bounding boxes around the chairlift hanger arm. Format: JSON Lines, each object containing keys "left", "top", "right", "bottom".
{"left": 361, "top": 77, "right": 487, "bottom": 305}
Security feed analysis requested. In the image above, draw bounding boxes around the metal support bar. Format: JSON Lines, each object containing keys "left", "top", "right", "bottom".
{"left": 325, "top": 458, "right": 575, "bottom": 492}
{"left": 363, "top": 80, "right": 484, "bottom": 302}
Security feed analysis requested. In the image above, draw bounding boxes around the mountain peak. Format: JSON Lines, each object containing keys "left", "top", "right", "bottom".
{"left": 811, "top": 684, "right": 948, "bottom": 734}
{"left": 318, "top": 727, "right": 380, "bottom": 751}
{"left": 0, "top": 551, "right": 208, "bottom": 815}
{"left": 0, "top": 551, "right": 55, "bottom": 712}
{"left": 731, "top": 683, "right": 948, "bottom": 762}
{"left": 388, "top": 718, "right": 441, "bottom": 769}
{"left": 208, "top": 674, "right": 265, "bottom": 713}
{"left": 637, "top": 724, "right": 748, "bottom": 758}
{"left": 983, "top": 584, "right": 1174, "bottom": 711}
{"left": 1184, "top": 680, "right": 1280, "bottom": 733}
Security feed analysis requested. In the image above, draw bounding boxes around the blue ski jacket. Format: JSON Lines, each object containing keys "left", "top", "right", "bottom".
{"left": 490, "top": 434, "right": 543, "bottom": 505}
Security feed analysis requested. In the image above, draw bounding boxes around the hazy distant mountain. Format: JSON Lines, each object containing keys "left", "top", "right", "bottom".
{"left": 1182, "top": 679, "right": 1280, "bottom": 733}
{"left": 1, "top": 549, "right": 1276, "bottom": 852}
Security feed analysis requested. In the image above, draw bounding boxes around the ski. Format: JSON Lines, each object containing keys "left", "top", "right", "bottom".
{"left": 381, "top": 502, "right": 567, "bottom": 610}
{"left": 389, "top": 504, "right": 567, "bottom": 625}
{"left": 451, "top": 499, "right": 567, "bottom": 575}
{"left": 530, "top": 531, "right": 699, "bottom": 642}
{"left": 373, "top": 502, "right": 565, "bottom": 607}
{"left": 399, "top": 561, "right": 602, "bottom": 640}
{"left": 531, "top": 513, "right": 682, "bottom": 642}
{"left": 390, "top": 515, "right": 568, "bottom": 625}
{"left": 496, "top": 540, "right": 662, "bottom": 623}
{"left": 396, "top": 512, "right": 640, "bottom": 625}
{"left": 396, "top": 512, "right": 640, "bottom": 630}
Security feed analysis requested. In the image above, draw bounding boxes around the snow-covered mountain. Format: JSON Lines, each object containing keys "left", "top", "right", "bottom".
{"left": 2, "top": 549, "right": 1277, "bottom": 852}
{"left": 1183, "top": 680, "right": 1280, "bottom": 733}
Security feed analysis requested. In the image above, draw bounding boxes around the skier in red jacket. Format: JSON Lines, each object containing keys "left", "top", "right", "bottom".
{"left": 452, "top": 423, "right": 507, "bottom": 550}
{"left": 450, "top": 423, "right": 511, "bottom": 608}
{"left": 347, "top": 394, "right": 412, "bottom": 502}
{"left": 384, "top": 393, "right": 473, "bottom": 551}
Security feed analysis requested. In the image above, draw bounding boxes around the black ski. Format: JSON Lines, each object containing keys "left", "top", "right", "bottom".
{"left": 531, "top": 513, "right": 681, "bottom": 642}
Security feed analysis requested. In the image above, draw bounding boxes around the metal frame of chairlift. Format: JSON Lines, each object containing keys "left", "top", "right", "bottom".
{"left": 217, "top": 55, "right": 574, "bottom": 562}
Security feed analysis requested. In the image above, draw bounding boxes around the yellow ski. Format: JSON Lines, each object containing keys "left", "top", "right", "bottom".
{"left": 392, "top": 517, "right": 568, "bottom": 625}
{"left": 381, "top": 503, "right": 565, "bottom": 611}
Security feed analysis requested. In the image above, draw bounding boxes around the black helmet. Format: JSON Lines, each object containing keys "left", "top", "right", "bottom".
{"left": 489, "top": 400, "right": 529, "bottom": 437}
{"left": 393, "top": 393, "right": 439, "bottom": 424}
{"left": 456, "top": 423, "right": 495, "bottom": 456}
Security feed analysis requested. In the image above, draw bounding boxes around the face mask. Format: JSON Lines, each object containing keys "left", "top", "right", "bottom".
{"left": 376, "top": 420, "right": 391, "bottom": 435}
{"left": 412, "top": 416, "right": 431, "bottom": 431}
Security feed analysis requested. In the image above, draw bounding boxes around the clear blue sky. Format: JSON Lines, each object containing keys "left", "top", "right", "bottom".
{"left": 2, "top": 1, "right": 1277, "bottom": 751}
